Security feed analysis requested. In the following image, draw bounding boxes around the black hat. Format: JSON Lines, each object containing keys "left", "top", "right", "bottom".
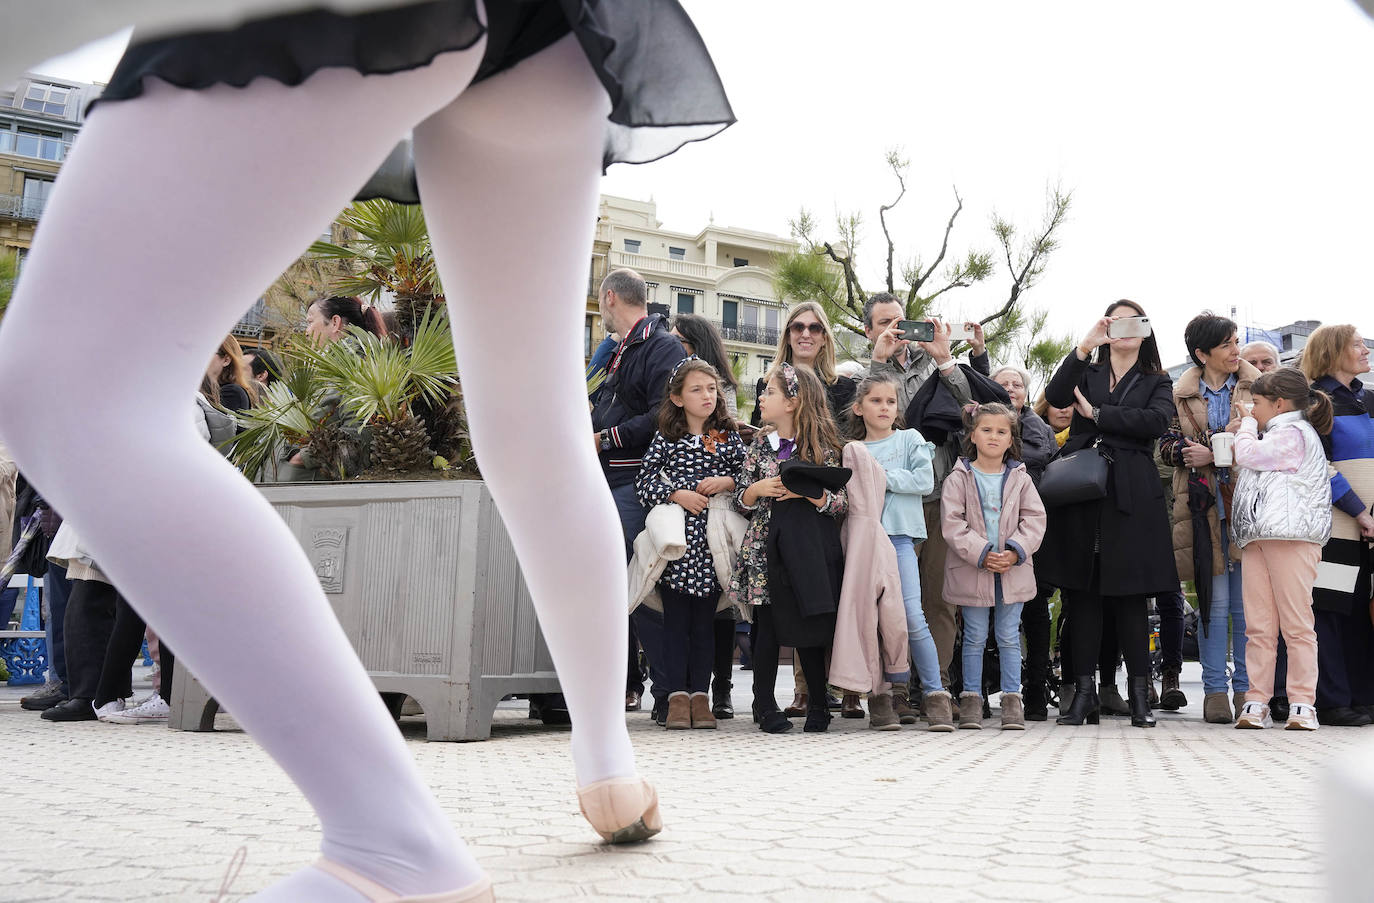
{"left": 779, "top": 459, "right": 852, "bottom": 498}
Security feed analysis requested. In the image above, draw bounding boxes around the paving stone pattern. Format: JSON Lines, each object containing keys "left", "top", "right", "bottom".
{"left": 0, "top": 663, "right": 1346, "bottom": 901}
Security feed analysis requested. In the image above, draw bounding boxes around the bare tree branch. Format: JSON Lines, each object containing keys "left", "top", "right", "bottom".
{"left": 908, "top": 187, "right": 964, "bottom": 305}
{"left": 879, "top": 149, "right": 908, "bottom": 294}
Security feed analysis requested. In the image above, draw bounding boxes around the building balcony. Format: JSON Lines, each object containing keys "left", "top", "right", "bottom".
{"left": 0, "top": 131, "right": 70, "bottom": 163}
{"left": 720, "top": 322, "right": 779, "bottom": 348}
{"left": 611, "top": 249, "right": 727, "bottom": 281}
{"left": 0, "top": 193, "right": 45, "bottom": 221}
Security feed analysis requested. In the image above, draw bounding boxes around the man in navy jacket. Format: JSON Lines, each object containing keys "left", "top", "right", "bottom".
{"left": 592, "top": 268, "right": 686, "bottom": 721}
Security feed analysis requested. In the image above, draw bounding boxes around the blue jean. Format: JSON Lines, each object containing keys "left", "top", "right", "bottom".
{"left": 960, "top": 602, "right": 1025, "bottom": 696}
{"left": 890, "top": 535, "right": 943, "bottom": 695}
{"left": 1200, "top": 565, "right": 1248, "bottom": 695}
{"left": 611, "top": 481, "right": 666, "bottom": 703}
{"left": 44, "top": 563, "right": 73, "bottom": 688}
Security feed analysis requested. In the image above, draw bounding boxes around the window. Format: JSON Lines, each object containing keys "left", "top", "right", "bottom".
{"left": 21, "top": 83, "right": 70, "bottom": 116}
{"left": 13, "top": 128, "right": 65, "bottom": 161}
{"left": 676, "top": 292, "right": 695, "bottom": 315}
{"left": 742, "top": 304, "right": 758, "bottom": 327}
{"left": 668, "top": 246, "right": 686, "bottom": 260}
{"left": 757, "top": 355, "right": 773, "bottom": 372}
{"left": 765, "top": 308, "right": 779, "bottom": 331}
{"left": 623, "top": 239, "right": 641, "bottom": 254}
{"left": 584, "top": 320, "right": 593, "bottom": 359}
{"left": 21, "top": 177, "right": 53, "bottom": 218}
{"left": 721, "top": 300, "right": 738, "bottom": 329}
{"left": 733, "top": 257, "right": 749, "bottom": 268}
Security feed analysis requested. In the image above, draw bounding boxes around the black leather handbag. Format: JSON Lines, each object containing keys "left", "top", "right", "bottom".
{"left": 1037, "top": 440, "right": 1112, "bottom": 508}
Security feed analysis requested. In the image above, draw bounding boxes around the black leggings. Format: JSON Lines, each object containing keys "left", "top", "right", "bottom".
{"left": 713, "top": 613, "right": 735, "bottom": 689}
{"left": 751, "top": 605, "right": 827, "bottom": 715}
{"left": 1064, "top": 560, "right": 1149, "bottom": 681}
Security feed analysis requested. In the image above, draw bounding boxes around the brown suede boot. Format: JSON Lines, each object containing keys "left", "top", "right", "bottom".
{"left": 958, "top": 692, "right": 984, "bottom": 730}
{"left": 689, "top": 692, "right": 717, "bottom": 729}
{"left": 1203, "top": 691, "right": 1233, "bottom": 724}
{"left": 1233, "top": 690, "right": 1246, "bottom": 724}
{"left": 892, "top": 686, "right": 918, "bottom": 725}
{"left": 924, "top": 690, "right": 955, "bottom": 732}
{"left": 841, "top": 693, "right": 865, "bottom": 718}
{"left": 868, "top": 692, "right": 900, "bottom": 731}
{"left": 783, "top": 693, "right": 808, "bottom": 717}
{"left": 1000, "top": 692, "right": 1026, "bottom": 730}
{"left": 666, "top": 692, "right": 691, "bottom": 730}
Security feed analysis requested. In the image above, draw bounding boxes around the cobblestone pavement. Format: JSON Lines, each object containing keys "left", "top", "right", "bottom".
{"left": 0, "top": 663, "right": 1356, "bottom": 902}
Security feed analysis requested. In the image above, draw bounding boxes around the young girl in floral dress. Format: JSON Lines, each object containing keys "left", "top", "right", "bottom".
{"left": 729, "top": 363, "right": 849, "bottom": 734}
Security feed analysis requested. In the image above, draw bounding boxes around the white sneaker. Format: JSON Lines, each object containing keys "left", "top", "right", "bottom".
{"left": 1235, "top": 701, "right": 1272, "bottom": 729}
{"left": 94, "top": 699, "right": 127, "bottom": 722}
{"left": 1285, "top": 703, "right": 1319, "bottom": 731}
{"left": 105, "top": 693, "right": 170, "bottom": 724}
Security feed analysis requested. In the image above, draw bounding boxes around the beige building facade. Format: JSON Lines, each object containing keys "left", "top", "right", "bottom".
{"left": 0, "top": 73, "right": 102, "bottom": 257}
{"left": 587, "top": 195, "right": 799, "bottom": 400}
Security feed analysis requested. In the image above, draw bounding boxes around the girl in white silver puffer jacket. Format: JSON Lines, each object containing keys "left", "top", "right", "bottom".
{"left": 1230, "top": 367, "right": 1334, "bottom": 731}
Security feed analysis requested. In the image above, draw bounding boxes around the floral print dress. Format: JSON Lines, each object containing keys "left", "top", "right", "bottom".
{"left": 636, "top": 429, "right": 746, "bottom": 597}
{"left": 727, "top": 432, "right": 848, "bottom": 609}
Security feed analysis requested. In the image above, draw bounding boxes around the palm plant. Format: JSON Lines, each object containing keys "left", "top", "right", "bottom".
{"left": 294, "top": 310, "right": 459, "bottom": 472}
{"left": 309, "top": 199, "right": 442, "bottom": 340}
{"left": 230, "top": 349, "right": 359, "bottom": 481}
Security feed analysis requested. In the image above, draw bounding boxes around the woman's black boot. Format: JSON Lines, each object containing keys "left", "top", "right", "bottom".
{"left": 1128, "top": 675, "right": 1156, "bottom": 728}
{"left": 1055, "top": 676, "right": 1099, "bottom": 725}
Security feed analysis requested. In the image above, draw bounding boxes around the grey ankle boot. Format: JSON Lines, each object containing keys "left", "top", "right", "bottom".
{"left": 958, "top": 692, "right": 984, "bottom": 730}
{"left": 1001, "top": 692, "right": 1026, "bottom": 730}
{"left": 1099, "top": 683, "right": 1131, "bottom": 716}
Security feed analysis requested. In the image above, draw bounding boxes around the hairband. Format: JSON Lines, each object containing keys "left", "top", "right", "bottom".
{"left": 668, "top": 354, "right": 701, "bottom": 387}
{"left": 779, "top": 362, "right": 799, "bottom": 398}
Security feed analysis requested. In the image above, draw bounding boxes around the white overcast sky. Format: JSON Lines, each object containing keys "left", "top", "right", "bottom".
{"left": 31, "top": 1, "right": 1374, "bottom": 367}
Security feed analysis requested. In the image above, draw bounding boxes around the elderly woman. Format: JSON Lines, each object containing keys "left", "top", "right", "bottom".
{"left": 1301, "top": 325, "right": 1374, "bottom": 726}
{"left": 991, "top": 365, "right": 1056, "bottom": 718}
{"left": 1159, "top": 313, "right": 1259, "bottom": 724}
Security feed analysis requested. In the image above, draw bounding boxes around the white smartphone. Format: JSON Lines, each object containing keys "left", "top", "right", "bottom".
{"left": 949, "top": 323, "right": 978, "bottom": 341}
{"left": 1108, "top": 316, "right": 1152, "bottom": 339}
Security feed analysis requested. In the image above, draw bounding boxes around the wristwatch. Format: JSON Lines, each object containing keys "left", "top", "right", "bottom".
{"left": 598, "top": 430, "right": 613, "bottom": 451}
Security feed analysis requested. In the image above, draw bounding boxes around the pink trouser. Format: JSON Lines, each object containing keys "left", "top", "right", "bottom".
{"left": 1241, "top": 540, "right": 1321, "bottom": 706}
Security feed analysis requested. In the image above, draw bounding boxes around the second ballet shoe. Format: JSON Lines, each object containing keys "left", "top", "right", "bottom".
{"left": 312, "top": 859, "right": 494, "bottom": 902}
{"left": 576, "top": 776, "right": 663, "bottom": 844}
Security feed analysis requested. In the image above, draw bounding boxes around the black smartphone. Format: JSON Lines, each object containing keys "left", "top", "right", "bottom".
{"left": 897, "top": 319, "right": 935, "bottom": 343}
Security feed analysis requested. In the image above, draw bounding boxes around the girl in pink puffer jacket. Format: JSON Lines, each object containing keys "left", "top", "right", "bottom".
{"left": 942, "top": 403, "right": 1046, "bottom": 731}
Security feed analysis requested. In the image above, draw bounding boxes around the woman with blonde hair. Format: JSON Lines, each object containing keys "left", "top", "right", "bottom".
{"left": 1300, "top": 324, "right": 1374, "bottom": 726}
{"left": 208, "top": 335, "right": 258, "bottom": 412}
{"left": 751, "top": 301, "right": 856, "bottom": 428}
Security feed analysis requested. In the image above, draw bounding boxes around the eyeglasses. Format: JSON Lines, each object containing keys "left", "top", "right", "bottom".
{"left": 789, "top": 322, "right": 826, "bottom": 336}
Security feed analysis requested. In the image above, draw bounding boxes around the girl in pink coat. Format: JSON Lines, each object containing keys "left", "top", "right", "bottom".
{"left": 942, "top": 403, "right": 1047, "bottom": 730}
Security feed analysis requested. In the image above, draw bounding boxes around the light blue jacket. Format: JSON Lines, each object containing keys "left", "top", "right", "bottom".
{"left": 863, "top": 429, "right": 936, "bottom": 539}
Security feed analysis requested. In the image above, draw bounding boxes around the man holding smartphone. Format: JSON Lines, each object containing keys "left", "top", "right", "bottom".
{"left": 861, "top": 293, "right": 990, "bottom": 698}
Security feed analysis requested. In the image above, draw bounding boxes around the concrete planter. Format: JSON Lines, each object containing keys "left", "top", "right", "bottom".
{"left": 169, "top": 479, "right": 561, "bottom": 740}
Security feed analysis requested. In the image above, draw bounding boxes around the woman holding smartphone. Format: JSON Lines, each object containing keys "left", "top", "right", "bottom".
{"left": 1042, "top": 299, "right": 1179, "bottom": 728}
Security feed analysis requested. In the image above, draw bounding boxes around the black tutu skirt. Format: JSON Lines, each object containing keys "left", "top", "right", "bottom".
{"left": 97, "top": 0, "right": 734, "bottom": 187}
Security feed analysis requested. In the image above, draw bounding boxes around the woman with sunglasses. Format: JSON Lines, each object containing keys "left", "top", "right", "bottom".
{"left": 752, "top": 302, "right": 856, "bottom": 427}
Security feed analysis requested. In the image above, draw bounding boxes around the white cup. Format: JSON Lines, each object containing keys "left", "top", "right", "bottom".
{"left": 1211, "top": 431, "right": 1235, "bottom": 467}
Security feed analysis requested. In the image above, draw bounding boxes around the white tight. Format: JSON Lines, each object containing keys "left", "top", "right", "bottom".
{"left": 0, "top": 30, "right": 635, "bottom": 901}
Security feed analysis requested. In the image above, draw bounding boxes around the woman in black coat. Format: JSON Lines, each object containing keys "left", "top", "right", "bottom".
{"left": 1043, "top": 300, "right": 1178, "bottom": 728}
